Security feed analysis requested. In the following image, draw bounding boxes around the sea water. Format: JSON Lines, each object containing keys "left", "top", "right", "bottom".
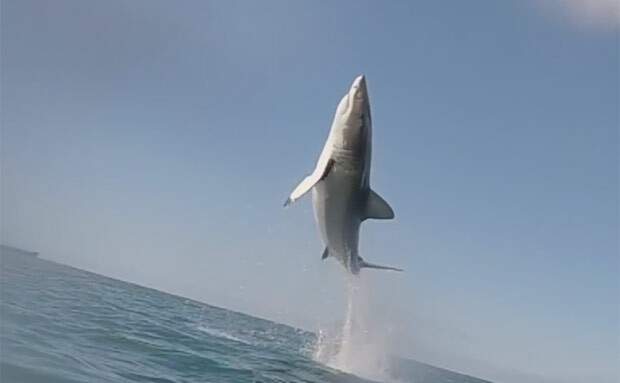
{"left": 1, "top": 251, "right": 491, "bottom": 383}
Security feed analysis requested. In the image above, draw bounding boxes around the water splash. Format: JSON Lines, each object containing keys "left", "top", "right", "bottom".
{"left": 314, "top": 275, "right": 394, "bottom": 381}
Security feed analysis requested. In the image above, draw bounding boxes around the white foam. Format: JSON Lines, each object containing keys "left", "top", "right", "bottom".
{"left": 197, "top": 326, "right": 250, "bottom": 345}
{"left": 314, "top": 275, "right": 397, "bottom": 382}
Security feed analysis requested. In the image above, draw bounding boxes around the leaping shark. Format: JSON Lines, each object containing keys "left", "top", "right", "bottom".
{"left": 285, "top": 75, "right": 402, "bottom": 274}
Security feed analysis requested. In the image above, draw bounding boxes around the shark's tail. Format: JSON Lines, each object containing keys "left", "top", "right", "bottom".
{"left": 359, "top": 258, "right": 403, "bottom": 272}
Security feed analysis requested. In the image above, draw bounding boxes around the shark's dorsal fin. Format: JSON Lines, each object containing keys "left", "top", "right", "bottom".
{"left": 321, "top": 247, "right": 329, "bottom": 260}
{"left": 363, "top": 189, "right": 394, "bottom": 220}
{"left": 285, "top": 159, "right": 334, "bottom": 206}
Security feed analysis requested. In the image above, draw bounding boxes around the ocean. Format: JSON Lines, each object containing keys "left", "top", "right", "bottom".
{"left": 1, "top": 251, "right": 490, "bottom": 383}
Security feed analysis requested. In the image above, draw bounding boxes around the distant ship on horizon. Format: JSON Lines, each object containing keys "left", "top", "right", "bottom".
{"left": 0, "top": 244, "right": 39, "bottom": 258}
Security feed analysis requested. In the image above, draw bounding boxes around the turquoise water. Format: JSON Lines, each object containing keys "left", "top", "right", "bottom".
{"left": 1, "top": 252, "right": 490, "bottom": 383}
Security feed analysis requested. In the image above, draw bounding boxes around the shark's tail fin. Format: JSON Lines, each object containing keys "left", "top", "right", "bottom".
{"left": 359, "top": 258, "right": 403, "bottom": 272}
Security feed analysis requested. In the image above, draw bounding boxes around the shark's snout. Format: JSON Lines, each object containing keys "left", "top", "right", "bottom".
{"left": 336, "top": 75, "right": 369, "bottom": 117}
{"left": 350, "top": 75, "right": 367, "bottom": 100}
{"left": 343, "top": 74, "right": 368, "bottom": 118}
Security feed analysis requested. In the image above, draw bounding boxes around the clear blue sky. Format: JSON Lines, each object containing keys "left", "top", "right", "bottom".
{"left": 1, "top": 1, "right": 618, "bottom": 383}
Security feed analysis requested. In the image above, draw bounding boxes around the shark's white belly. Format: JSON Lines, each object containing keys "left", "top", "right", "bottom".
{"left": 312, "top": 162, "right": 363, "bottom": 270}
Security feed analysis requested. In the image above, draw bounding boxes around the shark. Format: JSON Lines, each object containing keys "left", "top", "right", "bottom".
{"left": 285, "top": 75, "right": 402, "bottom": 274}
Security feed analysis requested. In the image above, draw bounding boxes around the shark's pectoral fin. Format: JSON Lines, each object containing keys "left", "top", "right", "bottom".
{"left": 285, "top": 159, "right": 334, "bottom": 206}
{"left": 359, "top": 257, "right": 403, "bottom": 272}
{"left": 321, "top": 248, "right": 329, "bottom": 260}
{"left": 363, "top": 189, "right": 394, "bottom": 220}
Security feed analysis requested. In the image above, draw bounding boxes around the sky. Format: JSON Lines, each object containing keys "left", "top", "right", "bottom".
{"left": 1, "top": 1, "right": 618, "bottom": 383}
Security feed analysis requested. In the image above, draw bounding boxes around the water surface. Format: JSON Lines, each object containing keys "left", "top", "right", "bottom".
{"left": 1, "top": 251, "right": 490, "bottom": 383}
